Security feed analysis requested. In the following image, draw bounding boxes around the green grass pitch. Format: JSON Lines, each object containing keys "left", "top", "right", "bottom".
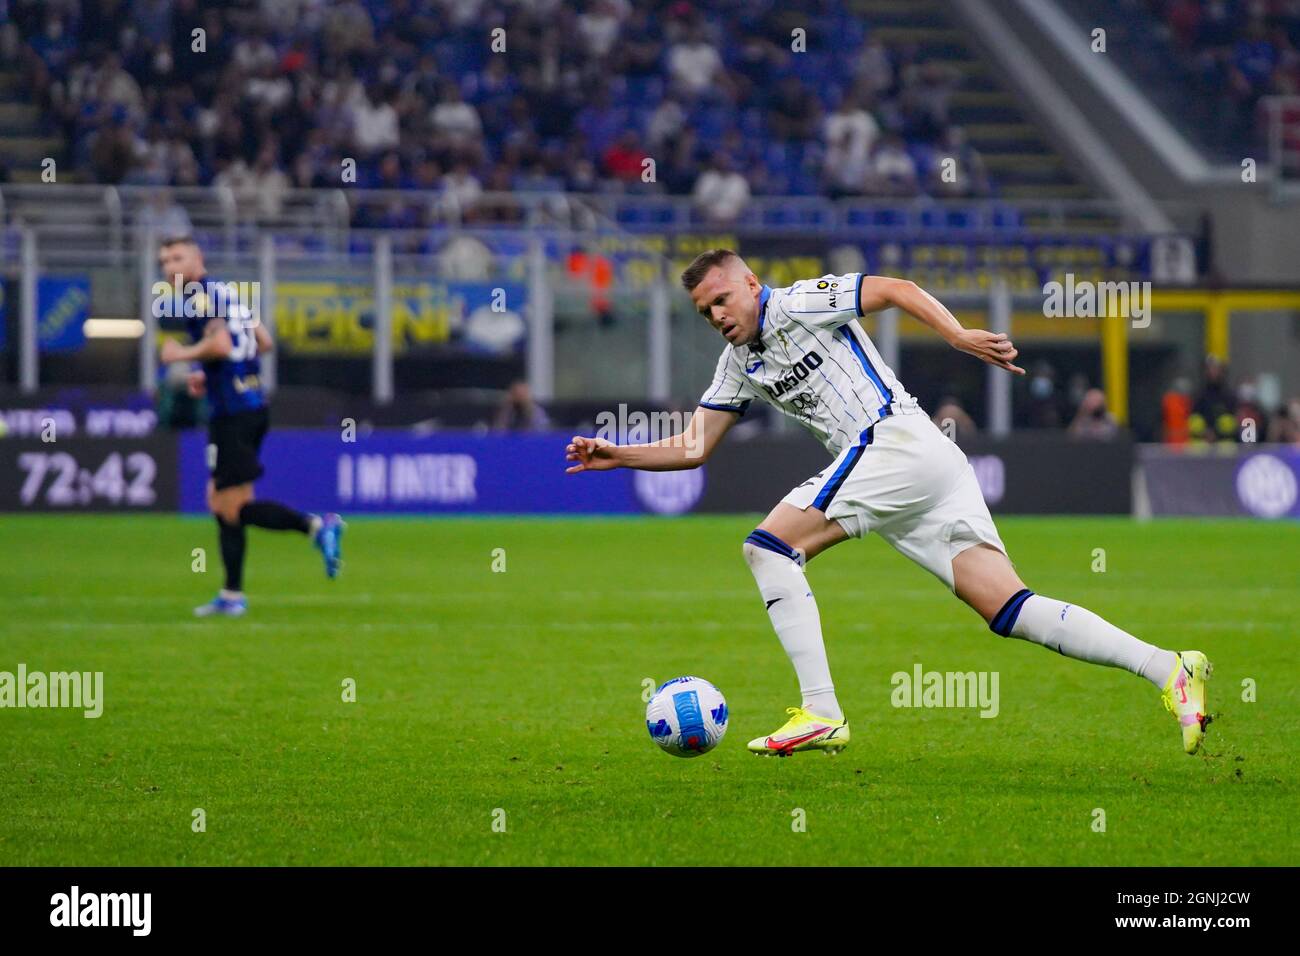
{"left": 2, "top": 514, "right": 1296, "bottom": 866}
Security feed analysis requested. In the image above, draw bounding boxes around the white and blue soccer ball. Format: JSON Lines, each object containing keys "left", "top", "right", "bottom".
{"left": 645, "top": 676, "right": 728, "bottom": 757}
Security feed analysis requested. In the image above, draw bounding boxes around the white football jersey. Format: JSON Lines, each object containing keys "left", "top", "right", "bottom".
{"left": 697, "top": 273, "right": 918, "bottom": 456}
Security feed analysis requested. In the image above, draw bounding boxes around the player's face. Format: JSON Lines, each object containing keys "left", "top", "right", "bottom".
{"left": 158, "top": 242, "right": 205, "bottom": 285}
{"left": 692, "top": 266, "right": 762, "bottom": 346}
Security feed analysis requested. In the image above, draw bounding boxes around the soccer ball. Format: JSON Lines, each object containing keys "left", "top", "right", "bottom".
{"left": 645, "top": 676, "right": 728, "bottom": 757}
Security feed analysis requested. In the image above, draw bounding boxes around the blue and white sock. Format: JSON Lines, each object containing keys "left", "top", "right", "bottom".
{"left": 743, "top": 530, "right": 843, "bottom": 721}
{"left": 990, "top": 590, "right": 1177, "bottom": 687}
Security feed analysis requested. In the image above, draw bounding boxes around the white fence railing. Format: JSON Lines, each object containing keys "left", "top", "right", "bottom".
{"left": 1, "top": 221, "right": 1041, "bottom": 437}
{"left": 0, "top": 185, "right": 1201, "bottom": 254}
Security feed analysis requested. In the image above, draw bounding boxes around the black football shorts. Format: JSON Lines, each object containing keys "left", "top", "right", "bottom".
{"left": 207, "top": 407, "right": 269, "bottom": 490}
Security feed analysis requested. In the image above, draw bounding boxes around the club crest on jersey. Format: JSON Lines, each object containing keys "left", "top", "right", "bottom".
{"left": 763, "top": 351, "right": 824, "bottom": 400}
{"left": 790, "top": 391, "right": 820, "bottom": 419}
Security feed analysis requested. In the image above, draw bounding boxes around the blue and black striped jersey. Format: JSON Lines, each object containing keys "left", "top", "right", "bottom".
{"left": 184, "top": 277, "right": 266, "bottom": 420}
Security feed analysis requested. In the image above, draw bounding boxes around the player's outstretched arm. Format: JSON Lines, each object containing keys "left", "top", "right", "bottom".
{"left": 858, "top": 276, "right": 1025, "bottom": 375}
{"left": 566, "top": 406, "right": 736, "bottom": 474}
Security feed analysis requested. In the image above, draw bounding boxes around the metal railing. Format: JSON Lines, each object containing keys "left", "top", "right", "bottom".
{"left": 0, "top": 187, "right": 1219, "bottom": 434}
{"left": 0, "top": 219, "right": 1037, "bottom": 436}
{"left": 0, "top": 185, "right": 1202, "bottom": 255}
{"left": 0, "top": 221, "right": 679, "bottom": 406}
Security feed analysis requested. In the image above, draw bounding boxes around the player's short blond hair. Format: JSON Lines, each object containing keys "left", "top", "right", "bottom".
{"left": 680, "top": 249, "right": 741, "bottom": 292}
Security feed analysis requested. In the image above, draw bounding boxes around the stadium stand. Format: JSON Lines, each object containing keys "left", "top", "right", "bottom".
{"left": 1056, "top": 0, "right": 1300, "bottom": 164}
{"left": 6, "top": 0, "right": 1097, "bottom": 216}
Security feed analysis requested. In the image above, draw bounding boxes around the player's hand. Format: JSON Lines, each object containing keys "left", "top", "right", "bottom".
{"left": 185, "top": 370, "right": 206, "bottom": 398}
{"left": 565, "top": 436, "right": 620, "bottom": 473}
{"left": 160, "top": 339, "right": 184, "bottom": 364}
{"left": 953, "top": 329, "right": 1025, "bottom": 375}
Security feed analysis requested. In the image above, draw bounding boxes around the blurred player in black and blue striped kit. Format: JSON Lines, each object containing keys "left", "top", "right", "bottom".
{"left": 157, "top": 236, "right": 344, "bottom": 617}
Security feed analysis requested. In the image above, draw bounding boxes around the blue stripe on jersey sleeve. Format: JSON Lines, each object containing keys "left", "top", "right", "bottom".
{"left": 699, "top": 400, "right": 750, "bottom": 415}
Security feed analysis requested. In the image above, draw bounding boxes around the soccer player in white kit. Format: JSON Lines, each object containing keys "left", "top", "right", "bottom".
{"left": 566, "top": 250, "right": 1211, "bottom": 757}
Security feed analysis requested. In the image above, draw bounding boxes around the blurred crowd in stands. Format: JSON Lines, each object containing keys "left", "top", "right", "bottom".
{"left": 928, "top": 353, "right": 1300, "bottom": 445}
{"left": 931, "top": 366, "right": 1128, "bottom": 443}
{"left": 8, "top": 0, "right": 991, "bottom": 223}
{"left": 1161, "top": 355, "right": 1300, "bottom": 444}
{"left": 1143, "top": 0, "right": 1300, "bottom": 142}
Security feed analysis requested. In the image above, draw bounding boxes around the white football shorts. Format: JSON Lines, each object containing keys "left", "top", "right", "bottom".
{"left": 781, "top": 410, "right": 1006, "bottom": 590}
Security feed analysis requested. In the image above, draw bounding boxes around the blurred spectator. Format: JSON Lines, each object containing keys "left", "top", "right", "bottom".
{"left": 769, "top": 76, "right": 821, "bottom": 142}
{"left": 866, "top": 133, "right": 919, "bottom": 196}
{"left": 139, "top": 190, "right": 194, "bottom": 238}
{"left": 232, "top": 27, "right": 278, "bottom": 75}
{"left": 1228, "top": 18, "right": 1277, "bottom": 105}
{"left": 930, "top": 126, "right": 990, "bottom": 197}
{"left": 213, "top": 155, "right": 253, "bottom": 200}
{"left": 322, "top": 0, "right": 375, "bottom": 58}
{"left": 853, "top": 36, "right": 895, "bottom": 96}
{"left": 575, "top": 87, "right": 624, "bottom": 157}
{"left": 353, "top": 85, "right": 401, "bottom": 156}
{"left": 1266, "top": 398, "right": 1300, "bottom": 444}
{"left": 1023, "top": 361, "right": 1063, "bottom": 429}
{"left": 577, "top": 1, "right": 625, "bottom": 60}
{"left": 430, "top": 82, "right": 483, "bottom": 149}
{"left": 667, "top": 25, "right": 725, "bottom": 99}
{"left": 90, "top": 114, "right": 141, "bottom": 183}
{"left": 1189, "top": 355, "right": 1237, "bottom": 442}
{"left": 661, "top": 126, "right": 701, "bottom": 194}
{"left": 1161, "top": 376, "right": 1193, "bottom": 444}
{"left": 602, "top": 130, "right": 649, "bottom": 185}
{"left": 646, "top": 98, "right": 686, "bottom": 152}
{"left": 1233, "top": 381, "right": 1268, "bottom": 441}
{"left": 900, "top": 61, "right": 958, "bottom": 142}
{"left": 823, "top": 93, "right": 880, "bottom": 197}
{"left": 438, "top": 159, "right": 483, "bottom": 219}
{"left": 493, "top": 381, "right": 551, "bottom": 433}
{"left": 245, "top": 60, "right": 293, "bottom": 114}
{"left": 566, "top": 249, "right": 616, "bottom": 328}
{"left": 96, "top": 52, "right": 145, "bottom": 122}
{"left": 250, "top": 144, "right": 290, "bottom": 218}
{"left": 1068, "top": 388, "right": 1119, "bottom": 441}
{"left": 476, "top": 165, "right": 526, "bottom": 225}
{"left": 692, "top": 153, "right": 751, "bottom": 224}
{"left": 932, "top": 397, "right": 978, "bottom": 440}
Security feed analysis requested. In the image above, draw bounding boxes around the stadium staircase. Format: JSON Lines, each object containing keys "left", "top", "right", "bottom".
{"left": 0, "top": 65, "right": 116, "bottom": 247}
{"left": 854, "top": 0, "right": 1115, "bottom": 230}
{"left": 0, "top": 67, "right": 63, "bottom": 186}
